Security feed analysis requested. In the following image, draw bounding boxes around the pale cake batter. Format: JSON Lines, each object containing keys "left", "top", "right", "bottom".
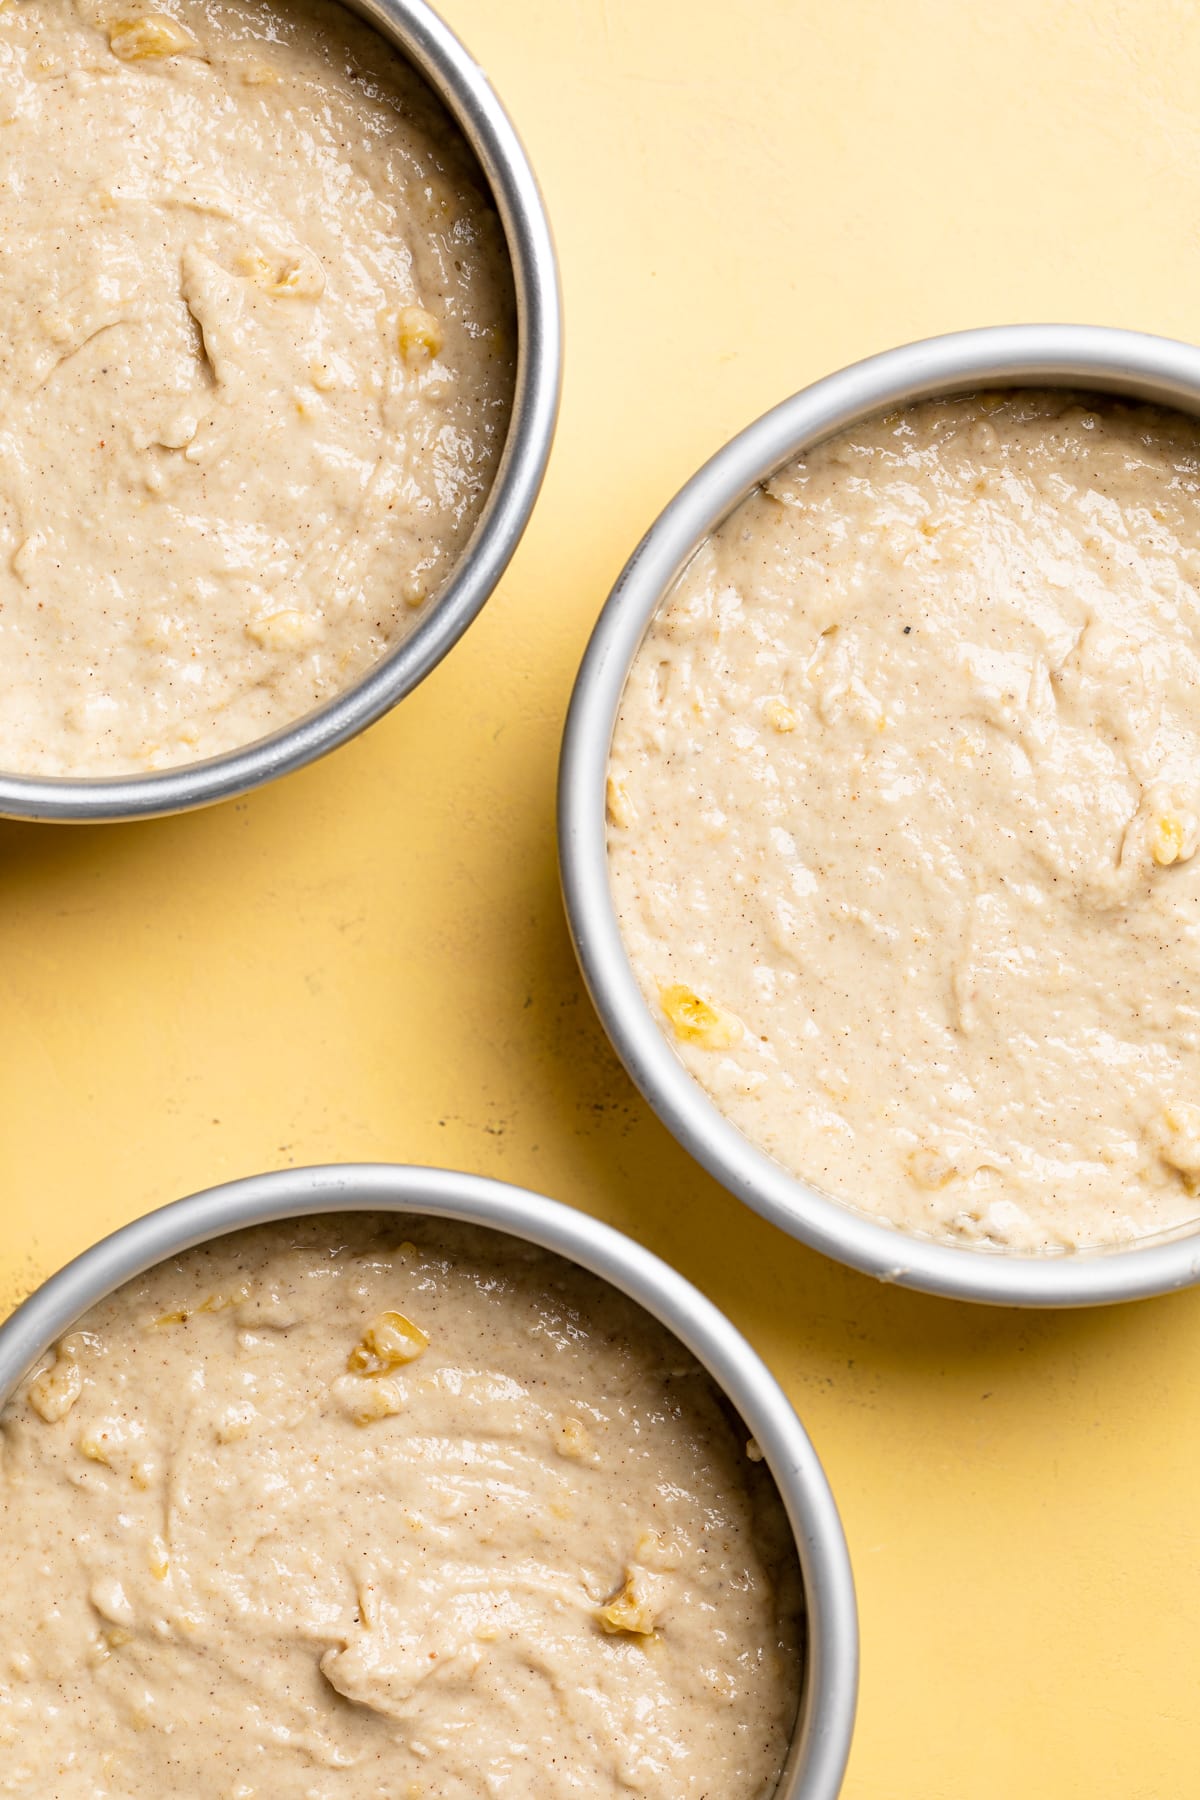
{"left": 610, "top": 392, "right": 1200, "bottom": 1252}
{"left": 0, "top": 0, "right": 514, "bottom": 773}
{"left": 0, "top": 1215, "right": 802, "bottom": 1796}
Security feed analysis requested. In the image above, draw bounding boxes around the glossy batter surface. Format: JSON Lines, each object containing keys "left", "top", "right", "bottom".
{"left": 0, "top": 0, "right": 513, "bottom": 773}
{"left": 0, "top": 1215, "right": 801, "bottom": 1797}
{"left": 609, "top": 393, "right": 1200, "bottom": 1252}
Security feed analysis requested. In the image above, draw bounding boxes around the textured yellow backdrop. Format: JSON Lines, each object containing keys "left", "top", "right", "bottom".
{"left": 2, "top": 3, "right": 1197, "bottom": 1795}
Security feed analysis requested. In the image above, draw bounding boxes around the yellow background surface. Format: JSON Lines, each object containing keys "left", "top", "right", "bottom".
{"left": 2, "top": 3, "right": 1198, "bottom": 1795}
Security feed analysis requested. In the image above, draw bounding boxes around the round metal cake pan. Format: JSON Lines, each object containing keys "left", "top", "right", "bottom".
{"left": 0, "top": 0, "right": 561, "bottom": 821}
{"left": 0, "top": 1162, "right": 858, "bottom": 1796}
{"left": 559, "top": 324, "right": 1200, "bottom": 1306}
